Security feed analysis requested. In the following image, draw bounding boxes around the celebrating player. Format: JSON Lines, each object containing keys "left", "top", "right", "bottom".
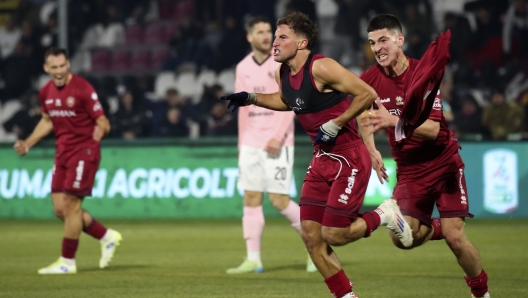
{"left": 227, "top": 15, "right": 316, "bottom": 274}
{"left": 13, "top": 47, "right": 122, "bottom": 274}
{"left": 221, "top": 12, "right": 412, "bottom": 298}
{"left": 358, "top": 15, "right": 490, "bottom": 298}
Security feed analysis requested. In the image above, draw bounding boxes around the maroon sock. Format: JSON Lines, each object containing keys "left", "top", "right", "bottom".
{"left": 324, "top": 269, "right": 353, "bottom": 298}
{"left": 465, "top": 269, "right": 488, "bottom": 297}
{"left": 361, "top": 211, "right": 381, "bottom": 238}
{"left": 62, "top": 238, "right": 79, "bottom": 259}
{"left": 83, "top": 219, "right": 108, "bottom": 240}
{"left": 430, "top": 218, "right": 445, "bottom": 240}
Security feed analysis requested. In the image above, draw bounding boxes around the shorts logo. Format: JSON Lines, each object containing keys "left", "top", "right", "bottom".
{"left": 459, "top": 169, "right": 467, "bottom": 204}
{"left": 344, "top": 169, "right": 358, "bottom": 195}
{"left": 73, "top": 160, "right": 85, "bottom": 189}
{"left": 66, "top": 96, "right": 75, "bottom": 107}
{"left": 396, "top": 96, "right": 404, "bottom": 106}
{"left": 338, "top": 194, "right": 349, "bottom": 204}
{"left": 461, "top": 195, "right": 467, "bottom": 205}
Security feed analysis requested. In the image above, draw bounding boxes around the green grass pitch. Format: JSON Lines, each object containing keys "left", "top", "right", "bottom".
{"left": 1, "top": 218, "right": 527, "bottom": 297}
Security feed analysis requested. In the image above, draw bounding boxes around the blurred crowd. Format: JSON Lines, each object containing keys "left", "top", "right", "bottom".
{"left": 0, "top": 0, "right": 527, "bottom": 141}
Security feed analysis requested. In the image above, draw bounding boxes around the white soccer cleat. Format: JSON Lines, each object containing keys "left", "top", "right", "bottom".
{"left": 378, "top": 199, "right": 413, "bottom": 247}
{"left": 99, "top": 229, "right": 123, "bottom": 268}
{"left": 38, "top": 257, "right": 77, "bottom": 274}
{"left": 472, "top": 293, "right": 490, "bottom": 298}
{"left": 341, "top": 292, "right": 358, "bottom": 298}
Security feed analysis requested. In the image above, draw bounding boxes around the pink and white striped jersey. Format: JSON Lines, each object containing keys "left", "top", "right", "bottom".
{"left": 236, "top": 53, "right": 295, "bottom": 148}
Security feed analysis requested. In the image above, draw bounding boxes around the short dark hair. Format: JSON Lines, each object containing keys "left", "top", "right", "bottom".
{"left": 367, "top": 14, "right": 403, "bottom": 34}
{"left": 246, "top": 15, "right": 271, "bottom": 33}
{"left": 277, "top": 11, "right": 318, "bottom": 50}
{"left": 44, "top": 47, "right": 69, "bottom": 61}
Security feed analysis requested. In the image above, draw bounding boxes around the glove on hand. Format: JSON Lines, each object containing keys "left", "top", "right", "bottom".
{"left": 219, "top": 92, "right": 257, "bottom": 112}
{"left": 314, "top": 120, "right": 341, "bottom": 144}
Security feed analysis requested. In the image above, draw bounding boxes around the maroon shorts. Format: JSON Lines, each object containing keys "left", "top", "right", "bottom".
{"left": 51, "top": 147, "right": 100, "bottom": 197}
{"left": 300, "top": 140, "right": 371, "bottom": 228}
{"left": 394, "top": 152, "right": 473, "bottom": 225}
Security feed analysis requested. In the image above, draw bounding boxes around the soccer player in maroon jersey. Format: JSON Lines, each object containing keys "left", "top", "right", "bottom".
{"left": 13, "top": 48, "right": 122, "bottom": 274}
{"left": 358, "top": 15, "right": 490, "bottom": 298}
{"left": 221, "top": 12, "right": 412, "bottom": 298}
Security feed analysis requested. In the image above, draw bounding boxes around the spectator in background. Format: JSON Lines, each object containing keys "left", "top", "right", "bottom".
{"left": 0, "top": 16, "right": 21, "bottom": 59}
{"left": 3, "top": 91, "right": 43, "bottom": 140}
{"left": 208, "top": 15, "right": 247, "bottom": 73}
{"left": 502, "top": 0, "right": 528, "bottom": 62}
{"left": 467, "top": 3, "right": 502, "bottom": 51}
{"left": 443, "top": 12, "right": 472, "bottom": 64}
{"left": 482, "top": 89, "right": 525, "bottom": 140}
{"left": 452, "top": 95, "right": 487, "bottom": 138}
{"left": 151, "top": 107, "right": 189, "bottom": 137}
{"left": 110, "top": 90, "right": 150, "bottom": 139}
{"left": 150, "top": 88, "right": 202, "bottom": 135}
{"left": 205, "top": 102, "right": 237, "bottom": 136}
{"left": 329, "top": 0, "right": 367, "bottom": 67}
{"left": 1, "top": 42, "right": 38, "bottom": 101}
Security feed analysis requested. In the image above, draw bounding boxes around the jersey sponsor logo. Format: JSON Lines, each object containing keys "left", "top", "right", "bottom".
{"left": 432, "top": 98, "right": 442, "bottom": 110}
{"left": 289, "top": 97, "right": 304, "bottom": 112}
{"left": 388, "top": 108, "right": 402, "bottom": 116}
{"left": 55, "top": 99, "right": 62, "bottom": 106}
{"left": 91, "top": 92, "right": 98, "bottom": 100}
{"left": 45, "top": 99, "right": 54, "bottom": 105}
{"left": 49, "top": 110, "right": 77, "bottom": 117}
{"left": 66, "top": 96, "right": 75, "bottom": 107}
{"left": 396, "top": 96, "right": 404, "bottom": 106}
{"left": 380, "top": 98, "right": 390, "bottom": 103}
{"left": 248, "top": 111, "right": 274, "bottom": 117}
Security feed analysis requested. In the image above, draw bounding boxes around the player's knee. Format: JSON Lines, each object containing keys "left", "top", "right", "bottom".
{"left": 53, "top": 207, "right": 64, "bottom": 220}
{"left": 321, "top": 227, "right": 347, "bottom": 246}
{"left": 444, "top": 230, "right": 466, "bottom": 253}
{"left": 269, "top": 195, "right": 290, "bottom": 211}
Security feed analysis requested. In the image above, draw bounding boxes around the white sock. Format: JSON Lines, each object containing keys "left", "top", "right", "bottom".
{"left": 247, "top": 251, "right": 261, "bottom": 264}
{"left": 60, "top": 256, "right": 75, "bottom": 265}
{"left": 100, "top": 230, "right": 111, "bottom": 242}
{"left": 375, "top": 207, "right": 389, "bottom": 225}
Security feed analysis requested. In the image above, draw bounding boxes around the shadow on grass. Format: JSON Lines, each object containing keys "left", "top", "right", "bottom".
{"left": 81, "top": 264, "right": 153, "bottom": 272}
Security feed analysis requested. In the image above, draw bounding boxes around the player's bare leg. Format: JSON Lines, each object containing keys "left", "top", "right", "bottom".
{"left": 441, "top": 217, "right": 489, "bottom": 297}
{"left": 269, "top": 193, "right": 316, "bottom": 272}
{"left": 50, "top": 192, "right": 122, "bottom": 269}
{"left": 302, "top": 220, "right": 357, "bottom": 298}
{"left": 227, "top": 190, "right": 264, "bottom": 274}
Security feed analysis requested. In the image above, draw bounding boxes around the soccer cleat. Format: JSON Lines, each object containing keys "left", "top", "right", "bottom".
{"left": 378, "top": 199, "right": 413, "bottom": 247}
{"left": 226, "top": 259, "right": 264, "bottom": 274}
{"left": 99, "top": 229, "right": 123, "bottom": 268}
{"left": 306, "top": 254, "right": 317, "bottom": 272}
{"left": 341, "top": 292, "right": 358, "bottom": 298}
{"left": 472, "top": 293, "right": 490, "bottom": 298}
{"left": 38, "top": 258, "right": 77, "bottom": 274}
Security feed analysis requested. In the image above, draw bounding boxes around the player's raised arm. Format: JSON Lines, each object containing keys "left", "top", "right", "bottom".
{"left": 312, "top": 58, "right": 377, "bottom": 127}
{"left": 14, "top": 113, "right": 53, "bottom": 156}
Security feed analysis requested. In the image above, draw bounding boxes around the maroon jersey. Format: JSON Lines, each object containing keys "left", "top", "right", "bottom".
{"left": 39, "top": 74, "right": 105, "bottom": 159}
{"left": 280, "top": 53, "right": 361, "bottom": 147}
{"left": 360, "top": 59, "right": 460, "bottom": 173}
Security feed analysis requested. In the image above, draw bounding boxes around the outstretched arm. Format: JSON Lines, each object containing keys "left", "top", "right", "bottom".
{"left": 14, "top": 113, "right": 53, "bottom": 156}
{"left": 358, "top": 109, "right": 388, "bottom": 184}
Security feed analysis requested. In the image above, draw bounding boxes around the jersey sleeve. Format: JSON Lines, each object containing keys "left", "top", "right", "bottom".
{"left": 428, "top": 90, "right": 443, "bottom": 121}
{"left": 82, "top": 82, "right": 105, "bottom": 120}
{"left": 39, "top": 87, "right": 49, "bottom": 114}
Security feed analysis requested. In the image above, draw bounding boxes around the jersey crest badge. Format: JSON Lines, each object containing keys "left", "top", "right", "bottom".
{"left": 396, "top": 96, "right": 404, "bottom": 106}
{"left": 67, "top": 96, "right": 75, "bottom": 107}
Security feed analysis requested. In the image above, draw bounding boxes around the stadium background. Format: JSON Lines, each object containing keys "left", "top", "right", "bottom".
{"left": 0, "top": 0, "right": 526, "bottom": 219}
